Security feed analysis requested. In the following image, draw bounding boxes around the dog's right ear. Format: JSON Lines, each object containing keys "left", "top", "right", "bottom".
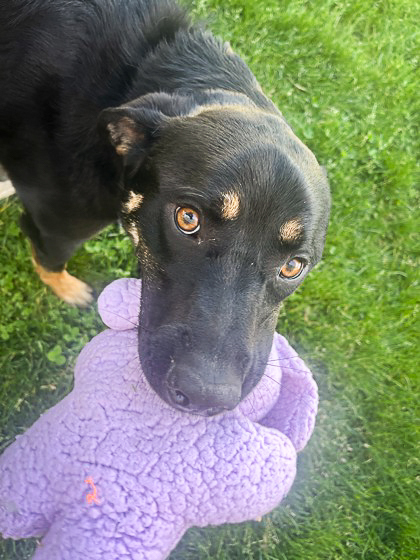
{"left": 98, "top": 92, "right": 196, "bottom": 175}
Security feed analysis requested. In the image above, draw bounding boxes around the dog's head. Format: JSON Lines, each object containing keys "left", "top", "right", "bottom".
{"left": 100, "top": 91, "right": 330, "bottom": 415}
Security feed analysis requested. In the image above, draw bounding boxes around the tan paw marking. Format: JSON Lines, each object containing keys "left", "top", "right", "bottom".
{"left": 221, "top": 191, "right": 240, "bottom": 220}
{"left": 33, "top": 262, "right": 93, "bottom": 306}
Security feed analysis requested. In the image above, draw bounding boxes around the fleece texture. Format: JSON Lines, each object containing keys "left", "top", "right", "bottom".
{"left": 0, "top": 278, "right": 318, "bottom": 560}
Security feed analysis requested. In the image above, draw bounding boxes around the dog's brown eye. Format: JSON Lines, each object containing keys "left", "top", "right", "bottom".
{"left": 280, "top": 258, "right": 305, "bottom": 279}
{"left": 175, "top": 207, "right": 200, "bottom": 234}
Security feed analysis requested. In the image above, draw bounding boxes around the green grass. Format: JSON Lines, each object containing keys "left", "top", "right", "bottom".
{"left": 1, "top": 0, "right": 419, "bottom": 558}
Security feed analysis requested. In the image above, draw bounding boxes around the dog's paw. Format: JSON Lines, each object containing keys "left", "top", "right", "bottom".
{"left": 36, "top": 267, "right": 94, "bottom": 307}
{"left": 53, "top": 272, "right": 94, "bottom": 306}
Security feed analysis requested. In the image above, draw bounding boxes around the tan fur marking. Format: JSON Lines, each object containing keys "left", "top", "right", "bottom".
{"left": 31, "top": 246, "right": 93, "bottom": 305}
{"left": 123, "top": 220, "right": 159, "bottom": 278}
{"left": 279, "top": 219, "right": 303, "bottom": 242}
{"left": 255, "top": 81, "right": 264, "bottom": 93}
{"left": 32, "top": 259, "right": 93, "bottom": 306}
{"left": 136, "top": 234, "right": 160, "bottom": 280}
{"left": 187, "top": 95, "right": 323, "bottom": 193}
{"left": 123, "top": 192, "right": 144, "bottom": 214}
{"left": 116, "top": 144, "right": 129, "bottom": 156}
{"left": 189, "top": 102, "right": 317, "bottom": 176}
{"left": 188, "top": 103, "right": 264, "bottom": 119}
{"left": 107, "top": 123, "right": 124, "bottom": 152}
{"left": 108, "top": 117, "right": 143, "bottom": 156}
{"left": 127, "top": 223, "right": 140, "bottom": 245}
{"left": 224, "top": 41, "right": 235, "bottom": 55}
{"left": 188, "top": 101, "right": 317, "bottom": 171}
{"left": 222, "top": 191, "right": 240, "bottom": 220}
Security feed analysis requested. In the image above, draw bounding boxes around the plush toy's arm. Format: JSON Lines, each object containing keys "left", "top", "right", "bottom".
{"left": 185, "top": 413, "right": 298, "bottom": 530}
{"left": 259, "top": 334, "right": 318, "bottom": 452}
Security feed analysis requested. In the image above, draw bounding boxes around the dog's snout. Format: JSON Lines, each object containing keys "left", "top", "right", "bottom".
{"left": 167, "top": 367, "right": 242, "bottom": 415}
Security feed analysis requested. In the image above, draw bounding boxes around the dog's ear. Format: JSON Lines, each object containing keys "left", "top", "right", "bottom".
{"left": 98, "top": 92, "right": 195, "bottom": 174}
{"left": 98, "top": 105, "right": 168, "bottom": 174}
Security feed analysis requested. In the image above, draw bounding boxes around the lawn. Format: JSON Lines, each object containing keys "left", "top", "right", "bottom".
{"left": 0, "top": 0, "right": 418, "bottom": 558}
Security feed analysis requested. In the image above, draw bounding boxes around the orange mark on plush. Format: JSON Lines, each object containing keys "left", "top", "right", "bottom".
{"left": 85, "top": 477, "right": 100, "bottom": 505}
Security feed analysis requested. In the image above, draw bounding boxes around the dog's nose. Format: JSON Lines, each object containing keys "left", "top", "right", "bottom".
{"left": 167, "top": 368, "right": 242, "bottom": 415}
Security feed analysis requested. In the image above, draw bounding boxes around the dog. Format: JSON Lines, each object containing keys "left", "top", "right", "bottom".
{"left": 0, "top": 0, "right": 330, "bottom": 415}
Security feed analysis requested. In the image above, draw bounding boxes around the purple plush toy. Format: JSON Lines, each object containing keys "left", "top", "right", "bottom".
{"left": 0, "top": 278, "right": 318, "bottom": 560}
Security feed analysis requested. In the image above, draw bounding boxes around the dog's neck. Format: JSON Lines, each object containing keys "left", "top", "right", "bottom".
{"left": 125, "top": 29, "right": 278, "bottom": 115}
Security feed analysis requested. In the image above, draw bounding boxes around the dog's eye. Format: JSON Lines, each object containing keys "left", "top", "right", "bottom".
{"left": 280, "top": 258, "right": 305, "bottom": 279}
{"left": 175, "top": 207, "right": 200, "bottom": 234}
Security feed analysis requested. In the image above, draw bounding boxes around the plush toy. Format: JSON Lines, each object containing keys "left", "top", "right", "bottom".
{"left": 0, "top": 278, "right": 318, "bottom": 560}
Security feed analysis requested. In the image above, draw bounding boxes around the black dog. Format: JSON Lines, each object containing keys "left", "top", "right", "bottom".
{"left": 0, "top": 0, "right": 330, "bottom": 415}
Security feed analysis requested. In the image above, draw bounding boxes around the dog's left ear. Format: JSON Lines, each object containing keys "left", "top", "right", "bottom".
{"left": 98, "top": 105, "right": 168, "bottom": 174}
{"left": 98, "top": 92, "right": 194, "bottom": 174}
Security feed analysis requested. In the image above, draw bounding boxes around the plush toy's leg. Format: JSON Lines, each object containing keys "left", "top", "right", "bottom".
{"left": 32, "top": 516, "right": 179, "bottom": 560}
{"left": 259, "top": 336, "right": 318, "bottom": 452}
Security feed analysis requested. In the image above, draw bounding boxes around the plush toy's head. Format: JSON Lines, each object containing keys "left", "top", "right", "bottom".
{"left": 0, "top": 278, "right": 318, "bottom": 560}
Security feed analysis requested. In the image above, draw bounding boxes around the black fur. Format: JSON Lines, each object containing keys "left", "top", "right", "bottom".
{"left": 0, "top": 0, "right": 331, "bottom": 414}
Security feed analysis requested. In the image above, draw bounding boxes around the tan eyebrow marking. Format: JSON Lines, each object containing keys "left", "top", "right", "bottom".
{"left": 123, "top": 191, "right": 144, "bottom": 214}
{"left": 221, "top": 191, "right": 240, "bottom": 220}
{"left": 279, "top": 219, "right": 303, "bottom": 242}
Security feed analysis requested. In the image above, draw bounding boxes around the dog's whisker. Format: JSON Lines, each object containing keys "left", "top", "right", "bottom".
{"left": 101, "top": 308, "right": 139, "bottom": 328}
{"left": 260, "top": 372, "right": 281, "bottom": 387}
{"left": 255, "top": 384, "right": 268, "bottom": 415}
{"left": 101, "top": 343, "right": 139, "bottom": 349}
{"left": 100, "top": 309, "right": 162, "bottom": 336}
{"left": 105, "top": 353, "right": 142, "bottom": 378}
{"left": 246, "top": 385, "right": 261, "bottom": 417}
{"left": 260, "top": 373, "right": 315, "bottom": 409}
{"left": 265, "top": 363, "right": 314, "bottom": 376}
{"left": 266, "top": 354, "right": 301, "bottom": 363}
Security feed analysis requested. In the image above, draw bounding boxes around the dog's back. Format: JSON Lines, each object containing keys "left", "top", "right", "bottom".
{"left": 0, "top": 0, "right": 189, "bottom": 172}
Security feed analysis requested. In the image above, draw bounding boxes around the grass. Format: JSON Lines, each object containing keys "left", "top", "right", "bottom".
{"left": 0, "top": 0, "right": 418, "bottom": 558}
